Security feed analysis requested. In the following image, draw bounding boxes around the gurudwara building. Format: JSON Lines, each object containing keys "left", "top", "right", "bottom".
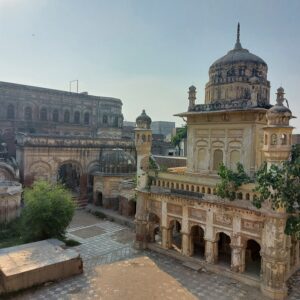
{"left": 134, "top": 25, "right": 297, "bottom": 299}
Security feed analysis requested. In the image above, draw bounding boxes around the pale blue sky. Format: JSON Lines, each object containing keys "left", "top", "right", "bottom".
{"left": 0, "top": 0, "right": 299, "bottom": 132}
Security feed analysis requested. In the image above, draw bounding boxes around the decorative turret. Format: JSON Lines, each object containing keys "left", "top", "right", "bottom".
{"left": 134, "top": 110, "right": 152, "bottom": 249}
{"left": 263, "top": 87, "right": 294, "bottom": 167}
{"left": 188, "top": 85, "right": 196, "bottom": 111}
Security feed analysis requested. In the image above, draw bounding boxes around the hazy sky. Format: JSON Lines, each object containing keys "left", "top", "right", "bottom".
{"left": 0, "top": 0, "right": 299, "bottom": 132}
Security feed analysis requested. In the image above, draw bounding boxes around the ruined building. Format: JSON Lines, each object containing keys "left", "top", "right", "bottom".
{"left": 0, "top": 81, "right": 135, "bottom": 206}
{"left": 134, "top": 25, "right": 297, "bottom": 299}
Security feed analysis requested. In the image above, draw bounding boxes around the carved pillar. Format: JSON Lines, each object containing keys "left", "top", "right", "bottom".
{"left": 182, "top": 232, "right": 192, "bottom": 256}
{"left": 161, "top": 226, "right": 172, "bottom": 249}
{"left": 79, "top": 173, "right": 88, "bottom": 200}
{"left": 231, "top": 245, "right": 246, "bottom": 273}
{"left": 181, "top": 206, "right": 191, "bottom": 256}
{"left": 205, "top": 239, "right": 218, "bottom": 264}
{"left": 260, "top": 217, "right": 288, "bottom": 300}
{"left": 134, "top": 192, "right": 149, "bottom": 250}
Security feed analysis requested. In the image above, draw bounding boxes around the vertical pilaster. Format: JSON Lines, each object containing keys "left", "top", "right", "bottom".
{"left": 260, "top": 217, "right": 288, "bottom": 300}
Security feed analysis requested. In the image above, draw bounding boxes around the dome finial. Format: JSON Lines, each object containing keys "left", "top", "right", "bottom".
{"left": 234, "top": 22, "right": 242, "bottom": 50}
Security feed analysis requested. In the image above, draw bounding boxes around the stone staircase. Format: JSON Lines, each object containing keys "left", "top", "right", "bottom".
{"left": 72, "top": 196, "right": 88, "bottom": 209}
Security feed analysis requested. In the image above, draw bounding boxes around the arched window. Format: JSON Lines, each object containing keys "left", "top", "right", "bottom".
{"left": 103, "top": 115, "right": 108, "bottom": 124}
{"left": 230, "top": 150, "right": 240, "bottom": 170}
{"left": 74, "top": 111, "right": 80, "bottom": 124}
{"left": 40, "top": 107, "right": 47, "bottom": 121}
{"left": 281, "top": 134, "right": 287, "bottom": 145}
{"left": 7, "top": 104, "right": 15, "bottom": 119}
{"left": 52, "top": 109, "right": 59, "bottom": 122}
{"left": 24, "top": 106, "right": 32, "bottom": 121}
{"left": 271, "top": 134, "right": 277, "bottom": 145}
{"left": 213, "top": 149, "right": 223, "bottom": 170}
{"left": 84, "top": 112, "right": 90, "bottom": 125}
{"left": 64, "top": 111, "right": 70, "bottom": 123}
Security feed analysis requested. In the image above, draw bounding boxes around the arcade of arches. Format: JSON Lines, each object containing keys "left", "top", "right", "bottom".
{"left": 149, "top": 211, "right": 263, "bottom": 277}
{"left": 17, "top": 134, "right": 135, "bottom": 206}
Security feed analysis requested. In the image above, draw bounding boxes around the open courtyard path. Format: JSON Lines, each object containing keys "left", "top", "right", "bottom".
{"left": 11, "top": 210, "right": 300, "bottom": 300}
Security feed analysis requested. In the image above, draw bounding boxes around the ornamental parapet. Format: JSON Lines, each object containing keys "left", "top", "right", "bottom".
{"left": 16, "top": 133, "right": 134, "bottom": 149}
{"left": 149, "top": 170, "right": 257, "bottom": 203}
{"left": 188, "top": 99, "right": 271, "bottom": 112}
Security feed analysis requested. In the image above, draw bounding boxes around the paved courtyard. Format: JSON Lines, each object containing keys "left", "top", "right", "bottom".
{"left": 9, "top": 210, "right": 300, "bottom": 300}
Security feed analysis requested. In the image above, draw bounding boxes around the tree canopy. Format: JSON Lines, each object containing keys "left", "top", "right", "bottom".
{"left": 21, "top": 180, "right": 75, "bottom": 242}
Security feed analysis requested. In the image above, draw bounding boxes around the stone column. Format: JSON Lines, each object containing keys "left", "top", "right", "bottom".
{"left": 181, "top": 206, "right": 191, "bottom": 256}
{"left": 205, "top": 239, "right": 218, "bottom": 264}
{"left": 134, "top": 192, "right": 149, "bottom": 250}
{"left": 79, "top": 173, "right": 88, "bottom": 200}
{"left": 260, "top": 217, "right": 288, "bottom": 300}
{"left": 231, "top": 245, "right": 246, "bottom": 273}
{"left": 182, "top": 232, "right": 192, "bottom": 256}
{"left": 161, "top": 226, "right": 172, "bottom": 249}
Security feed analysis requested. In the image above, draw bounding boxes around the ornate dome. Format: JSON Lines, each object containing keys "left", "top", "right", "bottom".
{"left": 136, "top": 109, "right": 152, "bottom": 129}
{"left": 210, "top": 24, "right": 266, "bottom": 69}
{"left": 205, "top": 24, "right": 270, "bottom": 106}
{"left": 99, "top": 148, "right": 136, "bottom": 175}
{"left": 210, "top": 45, "right": 266, "bottom": 69}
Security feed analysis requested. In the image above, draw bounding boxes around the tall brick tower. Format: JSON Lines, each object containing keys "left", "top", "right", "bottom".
{"left": 134, "top": 109, "right": 152, "bottom": 249}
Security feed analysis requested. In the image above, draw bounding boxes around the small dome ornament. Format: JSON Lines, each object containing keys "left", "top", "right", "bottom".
{"left": 136, "top": 109, "right": 152, "bottom": 129}
{"left": 267, "top": 87, "right": 292, "bottom": 126}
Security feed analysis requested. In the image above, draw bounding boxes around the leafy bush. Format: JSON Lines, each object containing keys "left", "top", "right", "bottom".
{"left": 20, "top": 181, "right": 75, "bottom": 242}
{"left": 254, "top": 145, "right": 300, "bottom": 237}
{"left": 216, "top": 162, "right": 251, "bottom": 201}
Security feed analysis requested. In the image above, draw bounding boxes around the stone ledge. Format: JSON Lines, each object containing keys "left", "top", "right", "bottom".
{"left": 0, "top": 239, "right": 83, "bottom": 295}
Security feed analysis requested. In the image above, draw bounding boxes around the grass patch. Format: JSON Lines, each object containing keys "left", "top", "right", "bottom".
{"left": 0, "top": 220, "right": 24, "bottom": 249}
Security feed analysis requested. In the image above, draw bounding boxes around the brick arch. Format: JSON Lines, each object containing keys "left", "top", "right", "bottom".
{"left": 29, "top": 161, "right": 52, "bottom": 181}
{"left": 57, "top": 160, "right": 83, "bottom": 175}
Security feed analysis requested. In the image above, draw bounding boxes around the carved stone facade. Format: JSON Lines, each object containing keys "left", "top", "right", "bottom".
{"left": 16, "top": 134, "right": 135, "bottom": 206}
{"left": 0, "top": 81, "right": 124, "bottom": 156}
{"left": 134, "top": 25, "right": 297, "bottom": 299}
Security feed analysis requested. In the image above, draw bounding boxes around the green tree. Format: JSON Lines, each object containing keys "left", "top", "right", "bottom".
{"left": 216, "top": 162, "right": 251, "bottom": 201}
{"left": 171, "top": 125, "right": 187, "bottom": 154}
{"left": 21, "top": 180, "right": 75, "bottom": 242}
{"left": 254, "top": 145, "right": 300, "bottom": 237}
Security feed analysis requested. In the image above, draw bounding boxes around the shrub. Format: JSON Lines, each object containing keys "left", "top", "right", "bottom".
{"left": 20, "top": 181, "right": 75, "bottom": 242}
{"left": 216, "top": 162, "right": 251, "bottom": 201}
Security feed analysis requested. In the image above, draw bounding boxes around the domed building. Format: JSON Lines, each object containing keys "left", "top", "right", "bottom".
{"left": 205, "top": 23, "right": 270, "bottom": 107}
{"left": 134, "top": 25, "right": 297, "bottom": 300}
{"left": 92, "top": 148, "right": 136, "bottom": 216}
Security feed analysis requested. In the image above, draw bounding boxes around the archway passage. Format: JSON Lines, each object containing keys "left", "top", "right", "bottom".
{"left": 96, "top": 191, "right": 103, "bottom": 206}
{"left": 170, "top": 220, "right": 182, "bottom": 251}
{"left": 218, "top": 232, "right": 231, "bottom": 266}
{"left": 245, "top": 239, "right": 261, "bottom": 276}
{"left": 191, "top": 225, "right": 205, "bottom": 258}
{"left": 58, "top": 163, "right": 81, "bottom": 194}
{"left": 149, "top": 213, "right": 161, "bottom": 244}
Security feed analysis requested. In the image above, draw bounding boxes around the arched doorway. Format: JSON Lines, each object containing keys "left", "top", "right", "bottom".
{"left": 190, "top": 225, "right": 205, "bottom": 258}
{"left": 170, "top": 220, "right": 182, "bottom": 251}
{"left": 149, "top": 213, "right": 160, "bottom": 244}
{"left": 218, "top": 232, "right": 231, "bottom": 266}
{"left": 245, "top": 239, "right": 261, "bottom": 276}
{"left": 57, "top": 162, "right": 81, "bottom": 195}
{"left": 97, "top": 192, "right": 103, "bottom": 206}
